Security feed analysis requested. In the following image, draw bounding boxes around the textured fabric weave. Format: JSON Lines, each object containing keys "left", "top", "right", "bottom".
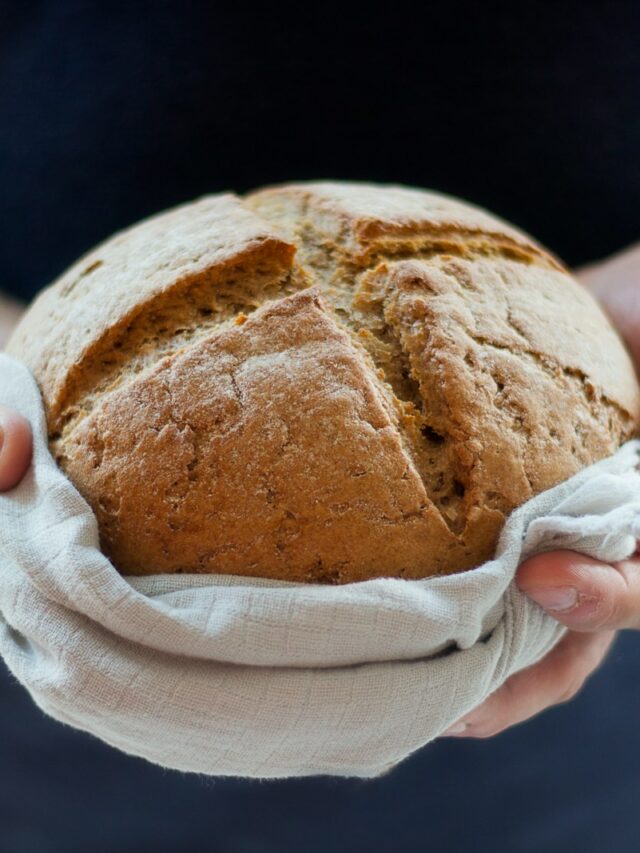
{"left": 0, "top": 353, "right": 639, "bottom": 778}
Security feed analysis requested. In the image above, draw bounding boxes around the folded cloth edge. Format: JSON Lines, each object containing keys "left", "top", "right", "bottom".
{"left": 1, "top": 353, "right": 639, "bottom": 778}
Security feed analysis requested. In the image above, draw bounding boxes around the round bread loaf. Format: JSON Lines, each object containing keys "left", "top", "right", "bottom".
{"left": 8, "top": 182, "right": 640, "bottom": 582}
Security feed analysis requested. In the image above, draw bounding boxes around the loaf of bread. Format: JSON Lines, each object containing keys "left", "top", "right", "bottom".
{"left": 8, "top": 182, "right": 640, "bottom": 582}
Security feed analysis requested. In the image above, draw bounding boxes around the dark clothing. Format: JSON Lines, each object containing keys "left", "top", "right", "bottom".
{"left": 1, "top": 3, "right": 640, "bottom": 851}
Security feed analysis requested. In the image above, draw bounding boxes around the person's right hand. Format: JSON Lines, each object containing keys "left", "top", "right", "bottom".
{"left": 0, "top": 406, "right": 32, "bottom": 491}
{"left": 442, "top": 241, "right": 640, "bottom": 738}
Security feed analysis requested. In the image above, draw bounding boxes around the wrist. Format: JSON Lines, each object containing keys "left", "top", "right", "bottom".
{"left": 576, "top": 243, "right": 640, "bottom": 371}
{"left": 0, "top": 294, "right": 25, "bottom": 350}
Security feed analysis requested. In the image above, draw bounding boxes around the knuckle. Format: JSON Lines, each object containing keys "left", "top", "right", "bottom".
{"left": 577, "top": 592, "right": 616, "bottom": 630}
{"left": 580, "top": 632, "right": 615, "bottom": 676}
{"left": 469, "top": 708, "right": 513, "bottom": 738}
{"left": 555, "top": 632, "right": 614, "bottom": 704}
{"left": 460, "top": 710, "right": 500, "bottom": 738}
{"left": 467, "top": 723, "right": 501, "bottom": 739}
{"left": 582, "top": 567, "right": 638, "bottom": 629}
{"left": 609, "top": 562, "right": 640, "bottom": 627}
{"left": 596, "top": 592, "right": 624, "bottom": 628}
{"left": 558, "top": 674, "right": 586, "bottom": 704}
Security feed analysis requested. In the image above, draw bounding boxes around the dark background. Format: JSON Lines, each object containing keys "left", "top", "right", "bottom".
{"left": 2, "top": 1, "right": 640, "bottom": 303}
{"left": 1, "top": 2, "right": 640, "bottom": 851}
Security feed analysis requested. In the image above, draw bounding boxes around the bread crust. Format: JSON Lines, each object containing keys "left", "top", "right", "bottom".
{"left": 8, "top": 194, "right": 296, "bottom": 434}
{"left": 8, "top": 182, "right": 640, "bottom": 581}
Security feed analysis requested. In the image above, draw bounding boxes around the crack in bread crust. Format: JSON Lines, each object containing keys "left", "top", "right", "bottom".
{"left": 245, "top": 191, "right": 640, "bottom": 544}
{"left": 51, "top": 258, "right": 310, "bottom": 451}
{"left": 58, "top": 188, "right": 634, "bottom": 551}
{"left": 465, "top": 333, "right": 634, "bottom": 432}
{"left": 10, "top": 184, "right": 640, "bottom": 582}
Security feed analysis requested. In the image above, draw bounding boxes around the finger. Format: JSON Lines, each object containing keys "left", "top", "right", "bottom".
{"left": 442, "top": 629, "right": 616, "bottom": 738}
{"left": 0, "top": 406, "right": 33, "bottom": 491}
{"left": 517, "top": 549, "right": 640, "bottom": 631}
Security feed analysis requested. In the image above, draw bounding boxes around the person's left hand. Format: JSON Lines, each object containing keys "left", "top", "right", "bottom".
{"left": 442, "top": 546, "right": 640, "bottom": 737}
{"left": 0, "top": 405, "right": 32, "bottom": 491}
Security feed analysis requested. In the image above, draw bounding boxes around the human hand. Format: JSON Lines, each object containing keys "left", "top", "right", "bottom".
{"left": 0, "top": 405, "right": 32, "bottom": 491}
{"left": 442, "top": 242, "right": 640, "bottom": 738}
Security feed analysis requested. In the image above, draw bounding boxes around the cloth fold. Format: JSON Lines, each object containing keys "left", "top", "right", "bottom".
{"left": 0, "top": 353, "right": 639, "bottom": 778}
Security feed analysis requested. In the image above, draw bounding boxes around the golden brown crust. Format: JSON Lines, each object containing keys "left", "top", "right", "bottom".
{"left": 61, "top": 290, "right": 472, "bottom": 582}
{"left": 362, "top": 256, "right": 638, "bottom": 537}
{"left": 247, "top": 180, "right": 565, "bottom": 269}
{"left": 7, "top": 194, "right": 296, "bottom": 433}
{"left": 8, "top": 182, "right": 640, "bottom": 582}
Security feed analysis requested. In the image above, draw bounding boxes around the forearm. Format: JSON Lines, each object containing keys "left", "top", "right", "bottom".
{"left": 0, "top": 294, "right": 25, "bottom": 350}
{"left": 576, "top": 242, "right": 640, "bottom": 369}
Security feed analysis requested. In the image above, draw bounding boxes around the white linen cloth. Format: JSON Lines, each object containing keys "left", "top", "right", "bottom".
{"left": 0, "top": 353, "right": 639, "bottom": 779}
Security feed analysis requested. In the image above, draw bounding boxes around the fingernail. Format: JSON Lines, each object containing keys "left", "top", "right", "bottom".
{"left": 525, "top": 586, "right": 578, "bottom": 612}
{"left": 442, "top": 722, "right": 468, "bottom": 736}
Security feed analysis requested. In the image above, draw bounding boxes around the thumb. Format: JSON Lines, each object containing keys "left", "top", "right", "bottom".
{"left": 516, "top": 548, "right": 640, "bottom": 631}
